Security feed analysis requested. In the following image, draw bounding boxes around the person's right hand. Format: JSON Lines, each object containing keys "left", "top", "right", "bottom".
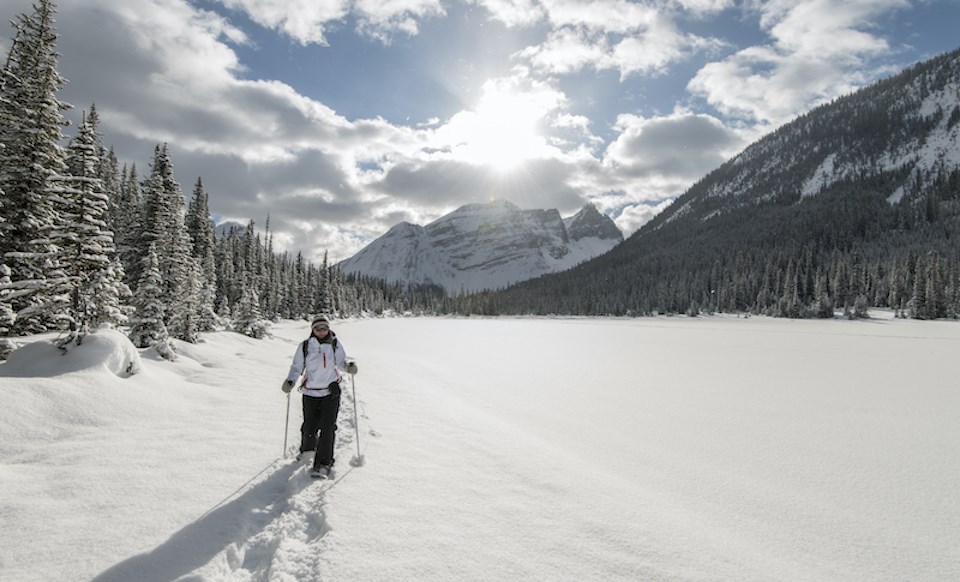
{"left": 282, "top": 380, "right": 294, "bottom": 393}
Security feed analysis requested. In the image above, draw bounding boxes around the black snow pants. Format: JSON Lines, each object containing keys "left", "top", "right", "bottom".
{"left": 300, "top": 385, "right": 341, "bottom": 468}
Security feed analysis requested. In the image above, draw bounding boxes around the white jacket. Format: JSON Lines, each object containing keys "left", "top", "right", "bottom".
{"left": 287, "top": 334, "right": 348, "bottom": 398}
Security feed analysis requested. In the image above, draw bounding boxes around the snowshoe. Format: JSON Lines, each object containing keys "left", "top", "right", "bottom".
{"left": 310, "top": 465, "right": 332, "bottom": 479}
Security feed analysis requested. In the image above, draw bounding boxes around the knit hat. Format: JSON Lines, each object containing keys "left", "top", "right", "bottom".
{"left": 310, "top": 315, "right": 330, "bottom": 328}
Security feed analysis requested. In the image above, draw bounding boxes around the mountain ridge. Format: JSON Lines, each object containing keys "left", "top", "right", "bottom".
{"left": 491, "top": 47, "right": 960, "bottom": 318}
{"left": 339, "top": 200, "right": 623, "bottom": 293}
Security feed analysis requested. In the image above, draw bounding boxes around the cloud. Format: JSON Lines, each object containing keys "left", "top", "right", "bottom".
{"left": 353, "top": 0, "right": 447, "bottom": 43}
{"left": 469, "top": 0, "right": 545, "bottom": 27}
{"left": 614, "top": 198, "right": 673, "bottom": 236}
{"left": 687, "top": 0, "right": 911, "bottom": 125}
{"left": 212, "top": 0, "right": 350, "bottom": 45}
{"left": 673, "top": 0, "right": 734, "bottom": 16}
{"left": 212, "top": 0, "right": 445, "bottom": 45}
{"left": 514, "top": 1, "right": 724, "bottom": 79}
{"left": 603, "top": 111, "right": 745, "bottom": 184}
{"left": 558, "top": 111, "right": 746, "bottom": 235}
{"left": 371, "top": 156, "right": 585, "bottom": 212}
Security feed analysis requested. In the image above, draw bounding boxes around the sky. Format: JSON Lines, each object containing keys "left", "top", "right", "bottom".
{"left": 3, "top": 315, "right": 960, "bottom": 580}
{"left": 1, "top": 0, "right": 959, "bottom": 263}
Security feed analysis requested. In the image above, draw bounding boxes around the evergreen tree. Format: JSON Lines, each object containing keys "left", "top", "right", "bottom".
{"left": 909, "top": 255, "right": 928, "bottom": 319}
{"left": 128, "top": 244, "right": 174, "bottom": 359}
{"left": 315, "top": 250, "right": 332, "bottom": 316}
{"left": 0, "top": 0, "right": 72, "bottom": 333}
{"left": 56, "top": 109, "right": 127, "bottom": 339}
{"left": 87, "top": 257, "right": 130, "bottom": 329}
{"left": 168, "top": 258, "right": 201, "bottom": 343}
{"left": 139, "top": 144, "right": 199, "bottom": 340}
{"left": 813, "top": 267, "right": 834, "bottom": 318}
{"left": 924, "top": 252, "right": 946, "bottom": 319}
{"left": 114, "top": 163, "right": 143, "bottom": 285}
{"left": 0, "top": 264, "right": 16, "bottom": 359}
{"left": 185, "top": 177, "right": 218, "bottom": 331}
{"left": 233, "top": 280, "right": 268, "bottom": 338}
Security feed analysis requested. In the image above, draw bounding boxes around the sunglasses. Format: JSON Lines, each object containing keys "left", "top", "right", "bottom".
{"left": 312, "top": 325, "right": 329, "bottom": 332}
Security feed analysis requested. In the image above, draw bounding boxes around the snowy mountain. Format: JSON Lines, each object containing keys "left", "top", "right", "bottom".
{"left": 650, "top": 48, "right": 960, "bottom": 228}
{"left": 496, "top": 48, "right": 960, "bottom": 316}
{"left": 339, "top": 200, "right": 623, "bottom": 293}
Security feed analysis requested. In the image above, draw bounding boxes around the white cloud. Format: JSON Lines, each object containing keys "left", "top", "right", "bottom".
{"left": 214, "top": 0, "right": 350, "bottom": 45}
{"left": 673, "top": 0, "right": 734, "bottom": 16}
{"left": 212, "top": 0, "right": 445, "bottom": 45}
{"left": 518, "top": 28, "right": 610, "bottom": 75}
{"left": 610, "top": 14, "right": 725, "bottom": 78}
{"left": 564, "top": 110, "right": 745, "bottom": 231}
{"left": 614, "top": 198, "right": 673, "bottom": 236}
{"left": 515, "top": 1, "right": 723, "bottom": 79}
{"left": 604, "top": 111, "right": 744, "bottom": 182}
{"left": 541, "top": 0, "right": 660, "bottom": 34}
{"left": 353, "top": 0, "right": 446, "bottom": 43}
{"left": 468, "top": 0, "right": 545, "bottom": 27}
{"left": 688, "top": 0, "right": 911, "bottom": 125}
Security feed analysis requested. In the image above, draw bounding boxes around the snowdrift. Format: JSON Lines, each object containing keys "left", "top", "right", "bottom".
{"left": 2, "top": 328, "right": 141, "bottom": 378}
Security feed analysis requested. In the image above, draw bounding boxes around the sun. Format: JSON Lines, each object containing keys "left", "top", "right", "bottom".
{"left": 451, "top": 86, "right": 551, "bottom": 172}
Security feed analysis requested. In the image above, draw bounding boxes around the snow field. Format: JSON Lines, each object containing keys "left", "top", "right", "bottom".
{"left": 1, "top": 315, "right": 959, "bottom": 581}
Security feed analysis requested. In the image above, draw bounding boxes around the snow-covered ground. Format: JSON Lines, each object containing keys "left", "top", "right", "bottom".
{"left": 2, "top": 314, "right": 959, "bottom": 581}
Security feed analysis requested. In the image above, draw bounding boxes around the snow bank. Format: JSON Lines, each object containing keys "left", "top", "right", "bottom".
{"left": 2, "top": 328, "right": 141, "bottom": 378}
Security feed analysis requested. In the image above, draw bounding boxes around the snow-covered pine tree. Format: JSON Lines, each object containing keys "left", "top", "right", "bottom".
{"left": 242, "top": 219, "right": 258, "bottom": 285}
{"left": 293, "top": 251, "right": 307, "bottom": 319}
{"left": 168, "top": 258, "right": 201, "bottom": 343}
{"left": 909, "top": 254, "right": 928, "bottom": 319}
{"left": 261, "top": 215, "right": 281, "bottom": 319}
{"left": 0, "top": 264, "right": 16, "bottom": 359}
{"left": 185, "top": 177, "right": 216, "bottom": 276}
{"left": 315, "top": 250, "right": 333, "bottom": 316}
{"left": 114, "top": 163, "right": 143, "bottom": 286}
{"left": 128, "top": 243, "right": 175, "bottom": 359}
{"left": 924, "top": 251, "right": 946, "bottom": 320}
{"left": 139, "top": 144, "right": 199, "bottom": 341}
{"left": 813, "top": 267, "right": 834, "bottom": 318}
{"left": 332, "top": 264, "right": 348, "bottom": 317}
{"left": 233, "top": 279, "right": 268, "bottom": 338}
{"left": 213, "top": 227, "right": 237, "bottom": 316}
{"left": 55, "top": 109, "right": 128, "bottom": 340}
{"left": 185, "top": 177, "right": 219, "bottom": 330}
{"left": 87, "top": 257, "right": 131, "bottom": 329}
{"left": 0, "top": 0, "right": 72, "bottom": 333}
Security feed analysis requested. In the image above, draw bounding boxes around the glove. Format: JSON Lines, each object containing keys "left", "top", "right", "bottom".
{"left": 281, "top": 379, "right": 294, "bottom": 393}
{"left": 346, "top": 361, "right": 358, "bottom": 375}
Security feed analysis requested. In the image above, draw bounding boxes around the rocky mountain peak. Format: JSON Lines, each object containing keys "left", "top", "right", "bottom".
{"left": 339, "top": 200, "right": 623, "bottom": 293}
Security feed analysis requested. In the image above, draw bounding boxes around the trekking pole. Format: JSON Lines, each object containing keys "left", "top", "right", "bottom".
{"left": 283, "top": 390, "right": 291, "bottom": 459}
{"left": 349, "top": 371, "right": 365, "bottom": 467}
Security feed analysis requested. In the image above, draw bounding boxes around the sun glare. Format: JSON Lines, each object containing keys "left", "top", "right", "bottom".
{"left": 453, "top": 88, "right": 550, "bottom": 172}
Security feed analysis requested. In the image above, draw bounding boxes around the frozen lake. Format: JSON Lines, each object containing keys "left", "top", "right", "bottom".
{"left": 2, "top": 314, "right": 958, "bottom": 581}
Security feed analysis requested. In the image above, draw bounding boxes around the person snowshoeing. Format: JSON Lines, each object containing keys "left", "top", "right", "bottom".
{"left": 282, "top": 315, "right": 357, "bottom": 478}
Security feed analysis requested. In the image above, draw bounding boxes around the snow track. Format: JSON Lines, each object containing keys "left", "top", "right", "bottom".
{"left": 92, "top": 380, "right": 368, "bottom": 582}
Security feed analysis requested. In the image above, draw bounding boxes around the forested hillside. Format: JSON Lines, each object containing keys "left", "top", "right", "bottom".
{"left": 485, "top": 48, "right": 960, "bottom": 319}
